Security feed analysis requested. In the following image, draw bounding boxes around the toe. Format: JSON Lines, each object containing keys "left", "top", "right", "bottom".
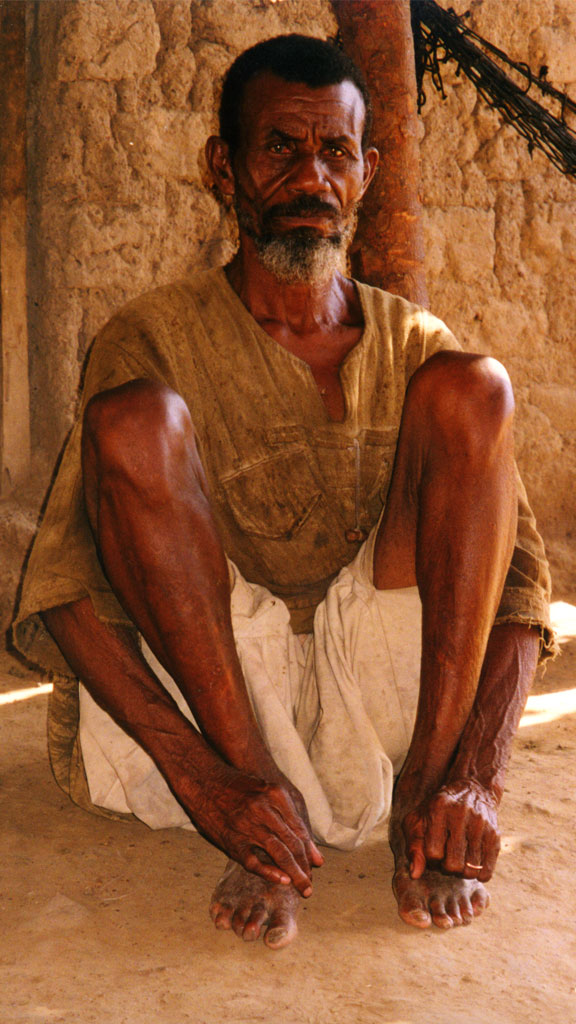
{"left": 238, "top": 902, "right": 269, "bottom": 943}
{"left": 459, "top": 893, "right": 474, "bottom": 925}
{"left": 231, "top": 907, "right": 252, "bottom": 939}
{"left": 210, "top": 903, "right": 233, "bottom": 930}
{"left": 398, "top": 897, "right": 432, "bottom": 929}
{"left": 429, "top": 896, "right": 454, "bottom": 929}
{"left": 264, "top": 908, "right": 298, "bottom": 950}
{"left": 402, "top": 908, "right": 432, "bottom": 929}
{"left": 444, "top": 895, "right": 463, "bottom": 927}
{"left": 471, "top": 885, "right": 490, "bottom": 916}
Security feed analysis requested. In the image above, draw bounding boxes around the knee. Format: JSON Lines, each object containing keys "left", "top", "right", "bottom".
{"left": 406, "top": 351, "right": 515, "bottom": 447}
{"left": 83, "top": 379, "right": 196, "bottom": 484}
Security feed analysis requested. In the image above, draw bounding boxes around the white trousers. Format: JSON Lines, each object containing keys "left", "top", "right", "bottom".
{"left": 78, "top": 534, "right": 422, "bottom": 851}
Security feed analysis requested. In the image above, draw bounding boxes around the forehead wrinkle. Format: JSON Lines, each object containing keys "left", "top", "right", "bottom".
{"left": 256, "top": 112, "right": 363, "bottom": 151}
{"left": 241, "top": 76, "right": 366, "bottom": 144}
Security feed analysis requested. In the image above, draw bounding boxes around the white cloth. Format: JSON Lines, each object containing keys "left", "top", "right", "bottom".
{"left": 78, "top": 533, "right": 421, "bottom": 850}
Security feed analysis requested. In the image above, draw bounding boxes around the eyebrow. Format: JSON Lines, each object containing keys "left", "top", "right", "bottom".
{"left": 264, "top": 127, "right": 356, "bottom": 147}
{"left": 264, "top": 128, "right": 300, "bottom": 142}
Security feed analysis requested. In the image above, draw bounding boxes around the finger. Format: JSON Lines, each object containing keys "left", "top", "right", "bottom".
{"left": 243, "top": 802, "right": 313, "bottom": 882}
{"left": 478, "top": 827, "right": 501, "bottom": 882}
{"left": 406, "top": 836, "right": 427, "bottom": 880}
{"left": 273, "top": 789, "right": 323, "bottom": 870}
{"left": 264, "top": 835, "right": 313, "bottom": 897}
{"left": 402, "top": 812, "right": 427, "bottom": 879}
{"left": 304, "top": 838, "right": 324, "bottom": 868}
{"left": 270, "top": 788, "right": 319, "bottom": 852}
{"left": 243, "top": 851, "right": 291, "bottom": 887}
{"left": 443, "top": 814, "right": 468, "bottom": 874}
{"left": 445, "top": 811, "right": 485, "bottom": 877}
{"left": 256, "top": 809, "right": 315, "bottom": 883}
{"left": 462, "top": 824, "right": 485, "bottom": 879}
{"left": 423, "top": 802, "right": 449, "bottom": 863}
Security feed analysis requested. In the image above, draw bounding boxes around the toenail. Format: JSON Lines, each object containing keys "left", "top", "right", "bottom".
{"left": 410, "top": 909, "right": 429, "bottom": 921}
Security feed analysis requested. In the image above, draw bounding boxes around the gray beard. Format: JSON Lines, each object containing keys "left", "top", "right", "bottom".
{"left": 254, "top": 229, "right": 348, "bottom": 285}
{"left": 235, "top": 200, "right": 356, "bottom": 285}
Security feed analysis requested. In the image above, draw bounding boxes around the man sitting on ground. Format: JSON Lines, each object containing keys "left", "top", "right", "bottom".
{"left": 14, "top": 35, "right": 553, "bottom": 950}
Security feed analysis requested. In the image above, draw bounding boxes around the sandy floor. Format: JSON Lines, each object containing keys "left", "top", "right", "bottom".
{"left": 1, "top": 604, "right": 575, "bottom": 1024}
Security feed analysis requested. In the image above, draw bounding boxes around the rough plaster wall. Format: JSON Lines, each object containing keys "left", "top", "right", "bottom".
{"left": 420, "top": 0, "right": 576, "bottom": 589}
{"left": 1, "top": 0, "right": 574, "bottom": 638}
{"left": 0, "top": 0, "right": 336, "bottom": 637}
{"left": 27, "top": 0, "right": 337, "bottom": 456}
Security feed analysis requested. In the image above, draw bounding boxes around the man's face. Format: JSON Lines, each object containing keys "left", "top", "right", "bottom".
{"left": 218, "top": 72, "right": 378, "bottom": 283}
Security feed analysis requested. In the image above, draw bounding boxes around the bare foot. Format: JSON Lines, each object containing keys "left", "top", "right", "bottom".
{"left": 393, "top": 860, "right": 490, "bottom": 929}
{"left": 389, "top": 806, "right": 490, "bottom": 929}
{"left": 209, "top": 860, "right": 300, "bottom": 949}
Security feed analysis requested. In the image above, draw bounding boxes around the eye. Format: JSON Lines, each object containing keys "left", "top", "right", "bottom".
{"left": 323, "top": 144, "right": 348, "bottom": 159}
{"left": 268, "top": 141, "right": 293, "bottom": 155}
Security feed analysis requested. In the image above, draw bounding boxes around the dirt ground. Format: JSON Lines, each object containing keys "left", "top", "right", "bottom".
{"left": 1, "top": 600, "right": 575, "bottom": 1024}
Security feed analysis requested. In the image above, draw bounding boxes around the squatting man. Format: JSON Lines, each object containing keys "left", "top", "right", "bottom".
{"left": 15, "top": 35, "right": 553, "bottom": 950}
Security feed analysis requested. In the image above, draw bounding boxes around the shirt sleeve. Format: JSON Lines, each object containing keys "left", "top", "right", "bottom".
{"left": 12, "top": 309, "right": 179, "bottom": 675}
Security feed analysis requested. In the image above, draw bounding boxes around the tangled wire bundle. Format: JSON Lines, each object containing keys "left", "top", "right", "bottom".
{"left": 411, "top": 0, "right": 576, "bottom": 178}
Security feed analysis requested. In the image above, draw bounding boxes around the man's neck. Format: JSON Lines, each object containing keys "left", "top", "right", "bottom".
{"left": 225, "top": 237, "right": 360, "bottom": 337}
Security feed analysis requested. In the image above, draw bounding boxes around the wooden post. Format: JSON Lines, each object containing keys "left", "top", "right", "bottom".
{"left": 332, "top": 0, "right": 429, "bottom": 306}
{"left": 0, "top": 1, "right": 30, "bottom": 494}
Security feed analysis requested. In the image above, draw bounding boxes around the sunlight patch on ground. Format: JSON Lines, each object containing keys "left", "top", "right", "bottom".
{"left": 500, "top": 833, "right": 526, "bottom": 855}
{"left": 518, "top": 601, "right": 576, "bottom": 728}
{"left": 520, "top": 687, "right": 576, "bottom": 728}
{"left": 0, "top": 682, "right": 53, "bottom": 706}
{"left": 550, "top": 600, "right": 576, "bottom": 643}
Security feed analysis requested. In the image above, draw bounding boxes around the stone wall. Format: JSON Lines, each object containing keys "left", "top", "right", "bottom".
{"left": 1, "top": 0, "right": 574, "bottom": 638}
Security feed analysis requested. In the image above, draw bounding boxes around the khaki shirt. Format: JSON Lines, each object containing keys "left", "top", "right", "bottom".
{"left": 14, "top": 267, "right": 554, "bottom": 668}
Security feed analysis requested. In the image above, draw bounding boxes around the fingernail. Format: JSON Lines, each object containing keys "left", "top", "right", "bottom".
{"left": 303, "top": 885, "right": 312, "bottom": 898}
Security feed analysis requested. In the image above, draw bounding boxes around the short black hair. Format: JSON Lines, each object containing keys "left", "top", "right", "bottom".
{"left": 219, "top": 34, "right": 373, "bottom": 154}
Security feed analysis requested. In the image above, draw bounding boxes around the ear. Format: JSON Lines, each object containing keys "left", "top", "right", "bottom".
{"left": 359, "top": 147, "right": 379, "bottom": 199}
{"left": 205, "top": 136, "right": 236, "bottom": 198}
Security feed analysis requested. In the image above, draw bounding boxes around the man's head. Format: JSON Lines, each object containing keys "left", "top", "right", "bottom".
{"left": 218, "top": 34, "right": 373, "bottom": 157}
{"left": 206, "top": 35, "right": 379, "bottom": 285}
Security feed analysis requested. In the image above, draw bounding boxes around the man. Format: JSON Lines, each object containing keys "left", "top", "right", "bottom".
{"left": 14, "top": 35, "right": 553, "bottom": 950}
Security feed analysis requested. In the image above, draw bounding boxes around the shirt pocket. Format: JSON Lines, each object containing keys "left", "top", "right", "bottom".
{"left": 361, "top": 427, "right": 399, "bottom": 508}
{"left": 220, "top": 446, "right": 324, "bottom": 541}
{"left": 308, "top": 426, "right": 399, "bottom": 530}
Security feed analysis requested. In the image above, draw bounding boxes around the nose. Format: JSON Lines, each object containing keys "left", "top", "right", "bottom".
{"left": 286, "top": 153, "right": 330, "bottom": 195}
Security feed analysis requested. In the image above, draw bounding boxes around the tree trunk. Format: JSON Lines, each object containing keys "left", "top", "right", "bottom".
{"left": 332, "top": 0, "right": 429, "bottom": 306}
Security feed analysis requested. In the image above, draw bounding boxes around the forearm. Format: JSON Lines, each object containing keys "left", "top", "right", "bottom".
{"left": 446, "top": 621, "right": 540, "bottom": 802}
{"left": 42, "top": 595, "right": 321, "bottom": 891}
{"left": 41, "top": 596, "right": 228, "bottom": 799}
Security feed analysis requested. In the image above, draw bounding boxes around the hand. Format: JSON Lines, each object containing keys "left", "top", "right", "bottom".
{"left": 402, "top": 779, "right": 501, "bottom": 884}
{"left": 185, "top": 765, "right": 323, "bottom": 896}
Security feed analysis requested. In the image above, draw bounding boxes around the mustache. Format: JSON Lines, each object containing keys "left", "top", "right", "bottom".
{"left": 263, "top": 196, "right": 340, "bottom": 222}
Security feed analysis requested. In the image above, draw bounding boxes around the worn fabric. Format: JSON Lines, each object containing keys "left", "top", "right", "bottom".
{"left": 12, "top": 268, "right": 554, "bottom": 816}
{"left": 79, "top": 533, "right": 422, "bottom": 849}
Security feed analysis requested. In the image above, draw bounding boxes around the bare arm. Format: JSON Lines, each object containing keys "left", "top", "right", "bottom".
{"left": 42, "top": 596, "right": 321, "bottom": 895}
{"left": 403, "top": 621, "right": 540, "bottom": 882}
